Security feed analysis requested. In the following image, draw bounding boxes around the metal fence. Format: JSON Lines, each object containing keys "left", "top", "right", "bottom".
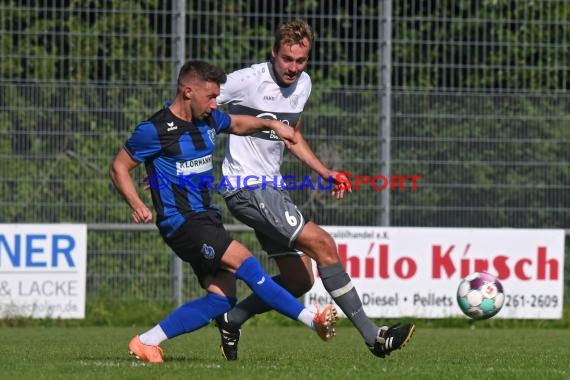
{"left": 1, "top": 1, "right": 568, "bottom": 304}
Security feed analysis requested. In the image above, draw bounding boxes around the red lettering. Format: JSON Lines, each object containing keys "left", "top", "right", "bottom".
{"left": 354, "top": 175, "right": 370, "bottom": 191}
{"left": 473, "top": 258, "right": 489, "bottom": 273}
{"left": 514, "top": 258, "right": 532, "bottom": 280}
{"left": 459, "top": 244, "right": 471, "bottom": 277}
{"left": 390, "top": 175, "right": 406, "bottom": 190}
{"left": 379, "top": 244, "right": 389, "bottom": 278}
{"left": 460, "top": 258, "right": 471, "bottom": 278}
{"left": 371, "top": 175, "right": 388, "bottom": 190}
{"left": 432, "top": 245, "right": 456, "bottom": 278}
{"left": 493, "top": 255, "right": 510, "bottom": 280}
{"left": 407, "top": 175, "right": 422, "bottom": 190}
{"left": 338, "top": 244, "right": 360, "bottom": 277}
{"left": 365, "top": 256, "right": 374, "bottom": 278}
{"left": 537, "top": 246, "right": 558, "bottom": 280}
{"left": 334, "top": 171, "right": 353, "bottom": 190}
{"left": 394, "top": 257, "right": 416, "bottom": 278}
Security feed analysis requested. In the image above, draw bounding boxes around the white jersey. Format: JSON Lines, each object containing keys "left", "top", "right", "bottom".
{"left": 218, "top": 61, "right": 311, "bottom": 192}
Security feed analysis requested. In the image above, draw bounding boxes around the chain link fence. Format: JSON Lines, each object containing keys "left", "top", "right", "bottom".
{"left": 1, "top": 1, "right": 568, "bottom": 304}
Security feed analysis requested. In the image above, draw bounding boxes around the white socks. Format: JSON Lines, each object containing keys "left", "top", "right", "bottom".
{"left": 139, "top": 324, "right": 168, "bottom": 346}
{"left": 297, "top": 308, "right": 315, "bottom": 330}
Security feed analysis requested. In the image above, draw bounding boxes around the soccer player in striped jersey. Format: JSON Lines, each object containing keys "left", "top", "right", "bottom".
{"left": 110, "top": 60, "right": 337, "bottom": 363}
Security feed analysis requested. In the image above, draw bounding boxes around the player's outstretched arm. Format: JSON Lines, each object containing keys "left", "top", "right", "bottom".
{"left": 229, "top": 114, "right": 297, "bottom": 148}
{"left": 287, "top": 121, "right": 351, "bottom": 199}
{"left": 109, "top": 148, "right": 153, "bottom": 223}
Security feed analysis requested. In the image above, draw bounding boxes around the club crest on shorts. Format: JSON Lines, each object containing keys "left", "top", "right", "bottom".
{"left": 201, "top": 243, "right": 215, "bottom": 260}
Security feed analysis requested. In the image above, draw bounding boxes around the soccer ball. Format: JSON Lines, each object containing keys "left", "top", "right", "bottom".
{"left": 456, "top": 272, "right": 505, "bottom": 320}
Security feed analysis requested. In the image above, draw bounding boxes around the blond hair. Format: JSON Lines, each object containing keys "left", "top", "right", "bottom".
{"left": 272, "top": 19, "right": 314, "bottom": 54}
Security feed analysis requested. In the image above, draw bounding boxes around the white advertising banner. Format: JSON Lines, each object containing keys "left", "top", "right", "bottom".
{"left": 304, "top": 227, "right": 565, "bottom": 319}
{"left": 0, "top": 224, "right": 87, "bottom": 319}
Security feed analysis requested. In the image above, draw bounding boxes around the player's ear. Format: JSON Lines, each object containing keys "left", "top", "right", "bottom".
{"left": 183, "top": 86, "right": 192, "bottom": 100}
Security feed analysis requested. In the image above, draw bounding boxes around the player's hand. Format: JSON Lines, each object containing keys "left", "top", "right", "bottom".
{"left": 330, "top": 171, "right": 352, "bottom": 200}
{"left": 271, "top": 121, "right": 297, "bottom": 149}
{"left": 131, "top": 205, "right": 153, "bottom": 223}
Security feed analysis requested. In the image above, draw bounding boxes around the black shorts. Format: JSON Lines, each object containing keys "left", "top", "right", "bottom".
{"left": 162, "top": 210, "right": 233, "bottom": 287}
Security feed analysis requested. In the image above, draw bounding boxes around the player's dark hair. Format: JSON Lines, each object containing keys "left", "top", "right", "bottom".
{"left": 177, "top": 60, "right": 226, "bottom": 89}
{"left": 273, "top": 18, "right": 314, "bottom": 54}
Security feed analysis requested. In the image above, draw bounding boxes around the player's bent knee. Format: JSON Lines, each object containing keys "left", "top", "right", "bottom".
{"left": 313, "top": 236, "right": 339, "bottom": 264}
{"left": 288, "top": 278, "right": 313, "bottom": 297}
{"left": 277, "top": 271, "right": 313, "bottom": 296}
{"left": 298, "top": 279, "right": 314, "bottom": 296}
{"left": 298, "top": 230, "right": 338, "bottom": 261}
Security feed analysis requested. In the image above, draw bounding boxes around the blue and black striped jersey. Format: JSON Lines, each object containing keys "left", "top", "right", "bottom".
{"left": 124, "top": 107, "right": 231, "bottom": 237}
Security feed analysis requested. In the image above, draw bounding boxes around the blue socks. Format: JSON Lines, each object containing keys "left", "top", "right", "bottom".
{"left": 158, "top": 257, "right": 305, "bottom": 339}
{"left": 235, "top": 257, "right": 304, "bottom": 320}
{"left": 159, "top": 293, "right": 236, "bottom": 339}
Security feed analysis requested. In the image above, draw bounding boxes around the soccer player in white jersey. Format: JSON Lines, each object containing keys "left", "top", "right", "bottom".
{"left": 215, "top": 19, "right": 415, "bottom": 360}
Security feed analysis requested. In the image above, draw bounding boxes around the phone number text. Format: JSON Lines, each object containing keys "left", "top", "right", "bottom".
{"left": 505, "top": 294, "right": 559, "bottom": 308}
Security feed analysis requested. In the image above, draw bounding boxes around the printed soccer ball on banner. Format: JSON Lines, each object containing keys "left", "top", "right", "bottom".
{"left": 456, "top": 272, "right": 505, "bottom": 320}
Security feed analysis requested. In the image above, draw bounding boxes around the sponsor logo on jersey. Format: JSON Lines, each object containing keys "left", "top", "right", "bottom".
{"left": 259, "top": 129, "right": 281, "bottom": 140}
{"left": 289, "top": 95, "right": 299, "bottom": 109}
{"left": 256, "top": 112, "right": 291, "bottom": 126}
{"left": 176, "top": 155, "right": 213, "bottom": 175}
{"left": 252, "top": 112, "right": 291, "bottom": 141}
{"left": 207, "top": 128, "right": 216, "bottom": 144}
{"left": 167, "top": 121, "right": 178, "bottom": 131}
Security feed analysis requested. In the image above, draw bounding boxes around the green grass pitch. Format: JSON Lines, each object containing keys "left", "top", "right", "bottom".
{"left": 1, "top": 325, "right": 569, "bottom": 380}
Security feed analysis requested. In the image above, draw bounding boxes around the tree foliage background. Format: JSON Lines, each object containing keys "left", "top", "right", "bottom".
{"left": 1, "top": 0, "right": 568, "bottom": 228}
